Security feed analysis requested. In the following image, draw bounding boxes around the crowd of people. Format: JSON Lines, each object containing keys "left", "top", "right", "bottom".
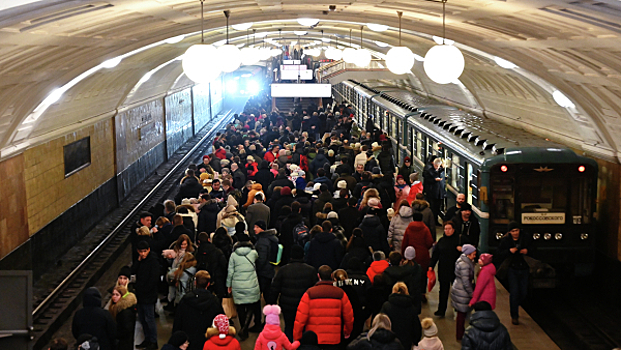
{"left": 53, "top": 94, "right": 531, "bottom": 350}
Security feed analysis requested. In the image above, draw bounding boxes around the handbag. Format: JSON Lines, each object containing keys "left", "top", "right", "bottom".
{"left": 222, "top": 296, "right": 237, "bottom": 319}
{"left": 427, "top": 269, "right": 437, "bottom": 292}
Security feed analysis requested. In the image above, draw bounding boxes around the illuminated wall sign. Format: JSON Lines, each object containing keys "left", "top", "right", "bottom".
{"left": 271, "top": 83, "right": 332, "bottom": 97}
{"left": 280, "top": 70, "right": 313, "bottom": 80}
{"left": 281, "top": 65, "right": 308, "bottom": 70}
{"left": 521, "top": 212, "right": 565, "bottom": 224}
{"left": 283, "top": 60, "right": 301, "bottom": 65}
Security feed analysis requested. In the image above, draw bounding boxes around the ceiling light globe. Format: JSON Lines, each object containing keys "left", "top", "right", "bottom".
{"left": 423, "top": 44, "right": 465, "bottom": 84}
{"left": 258, "top": 48, "right": 273, "bottom": 60}
{"left": 182, "top": 44, "right": 221, "bottom": 83}
{"left": 293, "top": 31, "right": 307, "bottom": 36}
{"left": 232, "top": 23, "right": 253, "bottom": 31}
{"left": 297, "top": 18, "right": 320, "bottom": 27}
{"left": 218, "top": 44, "right": 242, "bottom": 72}
{"left": 386, "top": 46, "right": 415, "bottom": 74}
{"left": 240, "top": 47, "right": 260, "bottom": 65}
{"left": 367, "top": 23, "right": 388, "bottom": 32}
{"left": 354, "top": 49, "right": 371, "bottom": 67}
{"left": 342, "top": 48, "right": 357, "bottom": 63}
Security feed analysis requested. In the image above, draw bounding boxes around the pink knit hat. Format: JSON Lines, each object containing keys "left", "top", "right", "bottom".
{"left": 480, "top": 253, "right": 493, "bottom": 266}
{"left": 263, "top": 305, "right": 281, "bottom": 325}
{"left": 213, "top": 314, "right": 230, "bottom": 339}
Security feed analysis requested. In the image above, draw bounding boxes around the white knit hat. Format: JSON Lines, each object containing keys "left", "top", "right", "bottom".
{"left": 337, "top": 180, "right": 347, "bottom": 189}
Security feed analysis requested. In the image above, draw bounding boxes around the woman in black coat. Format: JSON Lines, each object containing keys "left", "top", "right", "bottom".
{"left": 422, "top": 157, "right": 444, "bottom": 223}
{"left": 108, "top": 285, "right": 137, "bottom": 350}
{"left": 380, "top": 283, "right": 421, "bottom": 350}
{"left": 347, "top": 314, "right": 404, "bottom": 350}
{"left": 428, "top": 220, "right": 461, "bottom": 317}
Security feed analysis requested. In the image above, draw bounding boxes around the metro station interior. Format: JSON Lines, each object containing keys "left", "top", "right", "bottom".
{"left": 1, "top": 1, "right": 621, "bottom": 349}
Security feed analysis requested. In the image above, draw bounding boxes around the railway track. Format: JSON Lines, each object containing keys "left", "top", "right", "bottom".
{"left": 30, "top": 109, "right": 238, "bottom": 350}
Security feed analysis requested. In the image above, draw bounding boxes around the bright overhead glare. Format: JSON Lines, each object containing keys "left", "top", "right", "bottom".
{"left": 247, "top": 80, "right": 261, "bottom": 95}
{"left": 343, "top": 48, "right": 357, "bottom": 63}
{"left": 413, "top": 54, "right": 424, "bottom": 61}
{"left": 355, "top": 49, "right": 371, "bottom": 67}
{"left": 237, "top": 43, "right": 245, "bottom": 48}
{"left": 165, "top": 35, "right": 185, "bottom": 44}
{"left": 182, "top": 44, "right": 221, "bottom": 83}
{"left": 226, "top": 80, "right": 238, "bottom": 94}
{"left": 101, "top": 57, "right": 122, "bottom": 68}
{"left": 217, "top": 44, "right": 242, "bottom": 73}
{"left": 232, "top": 22, "right": 253, "bottom": 31}
{"left": 240, "top": 47, "right": 260, "bottom": 65}
{"left": 386, "top": 46, "right": 415, "bottom": 74}
{"left": 432, "top": 36, "right": 455, "bottom": 45}
{"left": 254, "top": 31, "right": 268, "bottom": 38}
{"left": 271, "top": 48, "right": 282, "bottom": 57}
{"left": 374, "top": 41, "right": 389, "bottom": 48}
{"left": 326, "top": 47, "right": 342, "bottom": 60}
{"left": 258, "top": 47, "right": 272, "bottom": 60}
{"left": 494, "top": 56, "right": 517, "bottom": 69}
{"left": 552, "top": 90, "right": 576, "bottom": 109}
{"left": 294, "top": 31, "right": 308, "bottom": 36}
{"left": 423, "top": 44, "right": 465, "bottom": 84}
{"left": 306, "top": 48, "right": 321, "bottom": 57}
{"left": 297, "top": 18, "right": 320, "bottom": 26}
{"left": 367, "top": 23, "right": 388, "bottom": 32}
{"left": 322, "top": 37, "right": 331, "bottom": 43}
{"left": 45, "top": 89, "right": 64, "bottom": 105}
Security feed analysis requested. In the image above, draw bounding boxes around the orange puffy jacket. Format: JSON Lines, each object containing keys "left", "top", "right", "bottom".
{"left": 293, "top": 281, "right": 354, "bottom": 344}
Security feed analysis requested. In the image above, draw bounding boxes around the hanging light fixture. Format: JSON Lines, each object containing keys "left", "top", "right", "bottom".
{"left": 326, "top": 34, "right": 342, "bottom": 60}
{"left": 232, "top": 22, "right": 253, "bottom": 31}
{"left": 423, "top": 0, "right": 465, "bottom": 84}
{"left": 240, "top": 29, "right": 259, "bottom": 65}
{"left": 342, "top": 29, "right": 357, "bottom": 63}
{"left": 367, "top": 23, "right": 388, "bottom": 32}
{"left": 217, "top": 10, "right": 242, "bottom": 72}
{"left": 182, "top": 0, "right": 221, "bottom": 83}
{"left": 386, "top": 11, "right": 415, "bottom": 75}
{"left": 355, "top": 26, "right": 371, "bottom": 67}
{"left": 297, "top": 18, "right": 319, "bottom": 27}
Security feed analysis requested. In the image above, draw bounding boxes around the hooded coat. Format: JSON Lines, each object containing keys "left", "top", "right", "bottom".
{"left": 461, "top": 310, "right": 512, "bottom": 350}
{"left": 309, "top": 153, "right": 330, "bottom": 177}
{"left": 359, "top": 215, "right": 390, "bottom": 254}
{"left": 411, "top": 200, "right": 436, "bottom": 239}
{"left": 451, "top": 254, "right": 475, "bottom": 313}
{"left": 380, "top": 293, "right": 422, "bottom": 350}
{"left": 203, "top": 327, "right": 241, "bottom": 350}
{"left": 227, "top": 241, "right": 261, "bottom": 304}
{"left": 173, "top": 289, "right": 225, "bottom": 350}
{"left": 255, "top": 229, "right": 279, "bottom": 279}
{"left": 175, "top": 176, "right": 204, "bottom": 205}
{"left": 366, "top": 260, "right": 389, "bottom": 283}
{"left": 72, "top": 288, "right": 117, "bottom": 350}
{"left": 347, "top": 329, "right": 404, "bottom": 350}
{"left": 382, "top": 264, "right": 422, "bottom": 313}
{"left": 400, "top": 221, "right": 433, "bottom": 271}
{"left": 255, "top": 324, "right": 301, "bottom": 350}
{"left": 269, "top": 260, "right": 318, "bottom": 314}
{"left": 244, "top": 183, "right": 265, "bottom": 208}
{"left": 387, "top": 206, "right": 413, "bottom": 252}
{"left": 255, "top": 162, "right": 275, "bottom": 191}
{"left": 110, "top": 292, "right": 137, "bottom": 350}
{"left": 306, "top": 231, "right": 345, "bottom": 271}
{"left": 470, "top": 263, "right": 497, "bottom": 310}
{"left": 198, "top": 200, "right": 220, "bottom": 235}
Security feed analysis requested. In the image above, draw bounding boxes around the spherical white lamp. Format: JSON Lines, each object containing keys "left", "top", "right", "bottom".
{"left": 386, "top": 46, "right": 415, "bottom": 74}
{"left": 297, "top": 18, "right": 319, "bottom": 27}
{"left": 218, "top": 44, "right": 242, "bottom": 72}
{"left": 240, "top": 47, "right": 259, "bottom": 65}
{"left": 182, "top": 44, "right": 221, "bottom": 83}
{"left": 258, "top": 47, "right": 272, "bottom": 61}
{"left": 270, "top": 48, "right": 282, "bottom": 57}
{"left": 232, "top": 22, "right": 253, "bottom": 31}
{"left": 354, "top": 49, "right": 371, "bottom": 67}
{"left": 326, "top": 48, "right": 342, "bottom": 60}
{"left": 342, "top": 48, "right": 357, "bottom": 63}
{"left": 423, "top": 44, "right": 465, "bottom": 84}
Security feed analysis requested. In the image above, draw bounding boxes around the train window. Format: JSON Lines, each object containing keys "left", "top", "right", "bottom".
{"left": 467, "top": 163, "right": 474, "bottom": 204}
{"left": 416, "top": 132, "right": 423, "bottom": 160}
{"left": 518, "top": 175, "right": 568, "bottom": 215}
{"left": 571, "top": 177, "right": 591, "bottom": 224}
{"left": 491, "top": 177, "right": 515, "bottom": 224}
{"left": 451, "top": 154, "right": 461, "bottom": 189}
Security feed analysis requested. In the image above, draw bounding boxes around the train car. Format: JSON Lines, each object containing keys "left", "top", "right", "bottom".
{"left": 333, "top": 79, "right": 598, "bottom": 276}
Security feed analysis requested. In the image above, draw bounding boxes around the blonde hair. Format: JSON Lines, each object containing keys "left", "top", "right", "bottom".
{"left": 433, "top": 158, "right": 443, "bottom": 166}
{"left": 392, "top": 282, "right": 409, "bottom": 295}
{"left": 138, "top": 226, "right": 151, "bottom": 236}
{"left": 367, "top": 314, "right": 392, "bottom": 340}
{"left": 332, "top": 269, "right": 348, "bottom": 281}
{"left": 109, "top": 285, "right": 137, "bottom": 319}
{"left": 360, "top": 188, "right": 380, "bottom": 208}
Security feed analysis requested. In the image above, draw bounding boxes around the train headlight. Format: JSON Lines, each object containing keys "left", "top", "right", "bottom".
{"left": 544, "top": 233, "right": 552, "bottom": 240}
{"left": 496, "top": 232, "right": 504, "bottom": 240}
{"left": 580, "top": 233, "right": 589, "bottom": 240}
{"left": 555, "top": 233, "right": 563, "bottom": 240}
{"left": 533, "top": 233, "right": 541, "bottom": 240}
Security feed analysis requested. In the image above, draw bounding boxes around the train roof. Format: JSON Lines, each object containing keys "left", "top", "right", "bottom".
{"left": 341, "top": 79, "right": 573, "bottom": 165}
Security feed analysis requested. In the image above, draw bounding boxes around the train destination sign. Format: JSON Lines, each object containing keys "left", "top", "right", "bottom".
{"left": 521, "top": 212, "right": 565, "bottom": 224}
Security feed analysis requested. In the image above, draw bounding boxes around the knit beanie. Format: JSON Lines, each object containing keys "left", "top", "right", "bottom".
{"left": 480, "top": 253, "right": 493, "bottom": 266}
{"left": 168, "top": 331, "right": 189, "bottom": 347}
{"left": 118, "top": 266, "right": 131, "bottom": 279}
{"left": 421, "top": 318, "right": 438, "bottom": 337}
{"left": 263, "top": 305, "right": 281, "bottom": 325}
{"left": 213, "top": 314, "right": 230, "bottom": 339}
{"left": 337, "top": 180, "right": 347, "bottom": 189}
{"left": 368, "top": 198, "right": 380, "bottom": 208}
{"left": 404, "top": 246, "right": 416, "bottom": 261}
{"left": 462, "top": 244, "right": 476, "bottom": 255}
{"left": 280, "top": 186, "right": 292, "bottom": 196}
{"left": 507, "top": 221, "right": 521, "bottom": 232}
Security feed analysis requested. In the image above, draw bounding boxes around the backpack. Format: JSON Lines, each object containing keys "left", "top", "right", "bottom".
{"left": 268, "top": 239, "right": 283, "bottom": 266}
{"left": 293, "top": 221, "right": 309, "bottom": 246}
{"left": 178, "top": 269, "right": 195, "bottom": 294}
{"left": 196, "top": 248, "right": 209, "bottom": 272}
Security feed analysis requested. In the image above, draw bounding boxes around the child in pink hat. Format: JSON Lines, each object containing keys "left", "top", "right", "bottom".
{"left": 254, "top": 305, "right": 300, "bottom": 350}
{"left": 203, "top": 314, "right": 240, "bottom": 350}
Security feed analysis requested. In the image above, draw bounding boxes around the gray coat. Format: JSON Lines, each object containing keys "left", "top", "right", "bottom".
{"left": 387, "top": 206, "right": 413, "bottom": 252}
{"left": 245, "top": 202, "right": 271, "bottom": 231}
{"left": 226, "top": 242, "right": 261, "bottom": 304}
{"left": 451, "top": 254, "right": 475, "bottom": 313}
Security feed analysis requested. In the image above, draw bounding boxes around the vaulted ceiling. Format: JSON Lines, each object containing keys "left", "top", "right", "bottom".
{"left": 2, "top": 0, "right": 621, "bottom": 162}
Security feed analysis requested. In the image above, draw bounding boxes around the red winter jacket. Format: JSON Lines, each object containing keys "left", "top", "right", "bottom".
{"left": 401, "top": 221, "right": 433, "bottom": 270}
{"left": 215, "top": 148, "right": 227, "bottom": 160}
{"left": 203, "top": 333, "right": 240, "bottom": 350}
{"left": 293, "top": 281, "right": 354, "bottom": 344}
{"left": 255, "top": 324, "right": 300, "bottom": 350}
{"left": 264, "top": 151, "right": 277, "bottom": 163}
{"left": 366, "top": 260, "right": 389, "bottom": 283}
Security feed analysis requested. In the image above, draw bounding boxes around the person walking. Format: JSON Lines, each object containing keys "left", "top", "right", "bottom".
{"left": 413, "top": 318, "right": 443, "bottom": 350}
{"left": 428, "top": 221, "right": 461, "bottom": 317}
{"left": 451, "top": 244, "right": 477, "bottom": 341}
{"left": 469, "top": 253, "right": 497, "bottom": 310}
{"left": 346, "top": 314, "right": 404, "bottom": 350}
{"left": 72, "top": 287, "right": 117, "bottom": 350}
{"left": 131, "top": 241, "right": 161, "bottom": 349}
{"left": 380, "top": 282, "right": 421, "bottom": 350}
{"left": 254, "top": 305, "right": 301, "bottom": 350}
{"left": 461, "top": 302, "right": 512, "bottom": 350}
{"left": 203, "top": 314, "right": 241, "bottom": 350}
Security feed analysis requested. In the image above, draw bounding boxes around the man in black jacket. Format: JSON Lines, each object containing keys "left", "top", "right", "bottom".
{"left": 174, "top": 169, "right": 203, "bottom": 204}
{"left": 72, "top": 287, "right": 116, "bottom": 350}
{"left": 231, "top": 163, "right": 246, "bottom": 190}
{"left": 279, "top": 201, "right": 304, "bottom": 265}
{"left": 339, "top": 197, "right": 361, "bottom": 239}
{"left": 173, "top": 271, "right": 225, "bottom": 350}
{"left": 195, "top": 232, "right": 228, "bottom": 298}
{"left": 132, "top": 241, "right": 161, "bottom": 350}
{"left": 452, "top": 203, "right": 481, "bottom": 248}
{"left": 268, "top": 245, "right": 318, "bottom": 341}
{"left": 253, "top": 221, "right": 278, "bottom": 302}
{"left": 197, "top": 194, "right": 220, "bottom": 235}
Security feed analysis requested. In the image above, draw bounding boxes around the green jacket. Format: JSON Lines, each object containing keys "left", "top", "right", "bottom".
{"left": 226, "top": 241, "right": 261, "bottom": 304}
